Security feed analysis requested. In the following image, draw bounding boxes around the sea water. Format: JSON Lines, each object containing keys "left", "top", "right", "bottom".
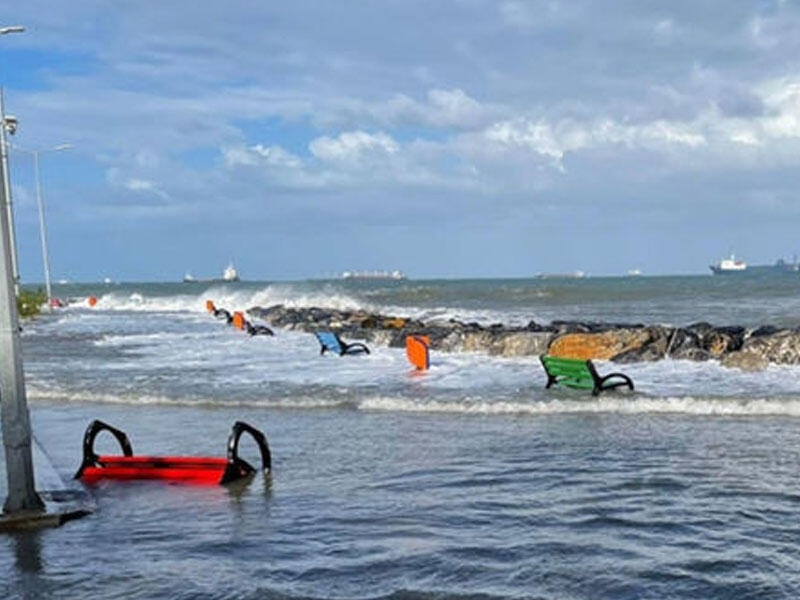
{"left": 3, "top": 274, "right": 800, "bottom": 599}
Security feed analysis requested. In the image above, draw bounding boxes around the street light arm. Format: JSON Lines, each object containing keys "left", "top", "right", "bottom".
{"left": 12, "top": 143, "right": 73, "bottom": 155}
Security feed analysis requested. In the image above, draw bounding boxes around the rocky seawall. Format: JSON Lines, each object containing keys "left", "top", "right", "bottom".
{"left": 248, "top": 305, "right": 800, "bottom": 371}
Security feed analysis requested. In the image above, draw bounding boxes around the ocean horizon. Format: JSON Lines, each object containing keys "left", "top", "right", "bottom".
{"left": 29, "top": 265, "right": 799, "bottom": 285}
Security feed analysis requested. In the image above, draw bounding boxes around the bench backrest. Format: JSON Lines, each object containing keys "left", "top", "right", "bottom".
{"left": 540, "top": 355, "right": 596, "bottom": 390}
{"left": 315, "top": 331, "right": 343, "bottom": 354}
{"left": 405, "top": 335, "right": 430, "bottom": 370}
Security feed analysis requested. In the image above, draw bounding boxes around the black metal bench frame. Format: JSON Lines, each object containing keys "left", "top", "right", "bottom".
{"left": 316, "top": 331, "right": 370, "bottom": 356}
{"left": 74, "top": 420, "right": 271, "bottom": 484}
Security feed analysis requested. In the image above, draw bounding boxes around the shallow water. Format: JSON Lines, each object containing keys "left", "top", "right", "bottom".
{"left": 3, "top": 276, "right": 800, "bottom": 598}
{"left": 5, "top": 405, "right": 800, "bottom": 599}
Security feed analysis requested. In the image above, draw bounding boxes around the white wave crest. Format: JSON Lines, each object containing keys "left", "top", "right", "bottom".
{"left": 27, "top": 383, "right": 800, "bottom": 418}
{"left": 67, "top": 284, "right": 372, "bottom": 314}
{"left": 358, "top": 395, "right": 800, "bottom": 417}
{"left": 27, "top": 386, "right": 348, "bottom": 410}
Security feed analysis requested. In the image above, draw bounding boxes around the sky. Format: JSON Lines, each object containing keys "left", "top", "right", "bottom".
{"left": 2, "top": 1, "right": 800, "bottom": 282}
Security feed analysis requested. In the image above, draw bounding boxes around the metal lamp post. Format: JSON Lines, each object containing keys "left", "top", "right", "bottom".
{"left": 0, "top": 24, "right": 45, "bottom": 516}
{"left": 15, "top": 144, "right": 72, "bottom": 310}
{"left": 0, "top": 89, "right": 20, "bottom": 294}
{"left": 0, "top": 27, "right": 27, "bottom": 296}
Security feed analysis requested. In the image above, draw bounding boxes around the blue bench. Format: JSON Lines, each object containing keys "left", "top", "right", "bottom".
{"left": 315, "top": 331, "right": 370, "bottom": 356}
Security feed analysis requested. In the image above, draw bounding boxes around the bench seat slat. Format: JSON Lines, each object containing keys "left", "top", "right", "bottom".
{"left": 550, "top": 366, "right": 591, "bottom": 377}
{"left": 557, "top": 378, "right": 595, "bottom": 389}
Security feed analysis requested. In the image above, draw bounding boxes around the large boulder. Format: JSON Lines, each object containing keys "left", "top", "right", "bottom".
{"left": 245, "top": 304, "right": 798, "bottom": 366}
{"left": 739, "top": 330, "right": 800, "bottom": 365}
{"left": 666, "top": 328, "right": 703, "bottom": 359}
{"left": 548, "top": 328, "right": 660, "bottom": 361}
{"left": 487, "top": 331, "right": 552, "bottom": 357}
{"left": 461, "top": 331, "right": 497, "bottom": 353}
{"left": 436, "top": 329, "right": 467, "bottom": 352}
{"left": 701, "top": 326, "right": 745, "bottom": 357}
{"left": 720, "top": 350, "right": 769, "bottom": 372}
{"left": 611, "top": 327, "right": 672, "bottom": 362}
{"left": 364, "top": 329, "right": 396, "bottom": 347}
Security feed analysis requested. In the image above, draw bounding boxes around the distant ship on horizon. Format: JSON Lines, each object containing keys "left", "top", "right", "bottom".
{"left": 222, "top": 262, "right": 239, "bottom": 282}
{"left": 183, "top": 262, "right": 240, "bottom": 283}
{"left": 710, "top": 253, "right": 747, "bottom": 274}
{"left": 710, "top": 254, "right": 800, "bottom": 275}
{"left": 535, "top": 270, "right": 586, "bottom": 280}
{"left": 773, "top": 257, "right": 800, "bottom": 272}
{"left": 341, "top": 270, "right": 406, "bottom": 280}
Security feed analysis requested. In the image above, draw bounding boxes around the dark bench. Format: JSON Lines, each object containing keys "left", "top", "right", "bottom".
{"left": 315, "top": 331, "right": 370, "bottom": 356}
{"left": 540, "top": 355, "right": 634, "bottom": 396}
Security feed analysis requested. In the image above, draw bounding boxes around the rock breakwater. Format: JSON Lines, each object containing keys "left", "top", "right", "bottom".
{"left": 247, "top": 305, "right": 800, "bottom": 369}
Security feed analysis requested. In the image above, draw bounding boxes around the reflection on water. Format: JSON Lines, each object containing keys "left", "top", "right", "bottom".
{"left": 12, "top": 532, "right": 43, "bottom": 574}
{"left": 4, "top": 531, "right": 50, "bottom": 600}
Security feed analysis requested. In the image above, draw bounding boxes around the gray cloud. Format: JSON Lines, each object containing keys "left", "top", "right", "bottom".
{"left": 7, "top": 0, "right": 800, "bottom": 279}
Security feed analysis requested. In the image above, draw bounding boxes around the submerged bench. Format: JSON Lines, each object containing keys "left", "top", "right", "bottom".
{"left": 406, "top": 335, "right": 430, "bottom": 370}
{"left": 75, "top": 420, "right": 271, "bottom": 485}
{"left": 315, "top": 331, "right": 370, "bottom": 356}
{"left": 540, "top": 355, "right": 634, "bottom": 396}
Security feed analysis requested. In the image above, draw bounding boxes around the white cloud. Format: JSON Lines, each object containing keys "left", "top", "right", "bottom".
{"left": 125, "top": 178, "right": 155, "bottom": 192}
{"left": 251, "top": 144, "right": 302, "bottom": 167}
{"left": 653, "top": 18, "right": 677, "bottom": 43}
{"left": 134, "top": 150, "right": 160, "bottom": 169}
{"left": 124, "top": 178, "right": 171, "bottom": 201}
{"left": 105, "top": 168, "right": 172, "bottom": 202}
{"left": 223, "top": 144, "right": 301, "bottom": 168}
{"left": 309, "top": 131, "right": 399, "bottom": 163}
{"left": 222, "top": 146, "right": 259, "bottom": 167}
{"left": 759, "top": 78, "right": 800, "bottom": 138}
{"left": 485, "top": 119, "right": 565, "bottom": 160}
{"left": 638, "top": 121, "right": 706, "bottom": 147}
{"left": 654, "top": 19, "right": 674, "bottom": 36}
{"left": 727, "top": 129, "right": 761, "bottom": 146}
{"left": 316, "top": 88, "right": 500, "bottom": 131}
{"left": 384, "top": 88, "right": 495, "bottom": 129}
{"left": 425, "top": 89, "right": 488, "bottom": 127}
{"left": 471, "top": 76, "right": 800, "bottom": 168}
{"left": 478, "top": 115, "right": 706, "bottom": 171}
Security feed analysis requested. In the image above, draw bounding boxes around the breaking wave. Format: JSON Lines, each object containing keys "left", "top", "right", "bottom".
{"left": 27, "top": 385, "right": 351, "bottom": 410}
{"left": 27, "top": 385, "right": 800, "bottom": 418}
{"left": 359, "top": 395, "right": 800, "bottom": 417}
{"left": 66, "top": 284, "right": 374, "bottom": 314}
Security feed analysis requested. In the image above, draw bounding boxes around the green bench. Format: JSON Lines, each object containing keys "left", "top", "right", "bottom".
{"left": 540, "top": 355, "right": 634, "bottom": 396}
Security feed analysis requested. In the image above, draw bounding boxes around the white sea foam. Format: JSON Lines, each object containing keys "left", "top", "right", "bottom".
{"left": 67, "top": 284, "right": 373, "bottom": 315}
{"left": 67, "top": 283, "right": 519, "bottom": 325}
{"left": 380, "top": 304, "right": 533, "bottom": 327}
{"left": 56, "top": 283, "right": 566, "bottom": 333}
{"left": 27, "top": 382, "right": 800, "bottom": 418}
{"left": 358, "top": 395, "right": 800, "bottom": 416}
{"left": 27, "top": 284, "right": 800, "bottom": 420}
{"left": 27, "top": 385, "right": 348, "bottom": 410}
